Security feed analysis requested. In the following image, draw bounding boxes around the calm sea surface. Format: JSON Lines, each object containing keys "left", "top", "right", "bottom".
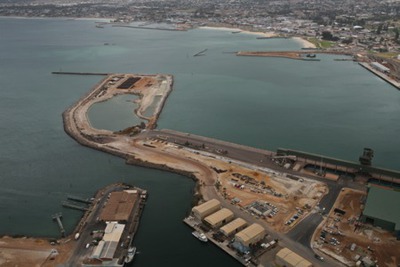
{"left": 0, "top": 17, "right": 399, "bottom": 267}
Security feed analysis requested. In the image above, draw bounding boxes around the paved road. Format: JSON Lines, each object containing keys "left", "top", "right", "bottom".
{"left": 137, "top": 129, "right": 364, "bottom": 266}
{"left": 67, "top": 185, "right": 126, "bottom": 266}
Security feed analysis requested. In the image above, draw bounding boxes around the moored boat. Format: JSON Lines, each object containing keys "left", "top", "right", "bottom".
{"left": 125, "top": 247, "right": 136, "bottom": 263}
{"left": 192, "top": 231, "right": 208, "bottom": 242}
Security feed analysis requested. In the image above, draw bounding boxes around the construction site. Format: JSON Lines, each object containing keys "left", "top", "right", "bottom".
{"left": 58, "top": 72, "right": 400, "bottom": 267}
{"left": 313, "top": 187, "right": 400, "bottom": 267}
{"left": 140, "top": 136, "right": 328, "bottom": 233}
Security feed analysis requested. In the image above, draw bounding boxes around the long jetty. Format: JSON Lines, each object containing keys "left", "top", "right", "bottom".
{"left": 358, "top": 62, "right": 400, "bottom": 90}
{"left": 67, "top": 195, "right": 92, "bottom": 204}
{"left": 112, "top": 25, "right": 186, "bottom": 31}
{"left": 193, "top": 49, "right": 208, "bottom": 57}
{"left": 62, "top": 201, "right": 89, "bottom": 211}
{"left": 51, "top": 71, "right": 109, "bottom": 76}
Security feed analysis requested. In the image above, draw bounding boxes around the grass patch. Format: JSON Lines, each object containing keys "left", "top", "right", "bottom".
{"left": 376, "top": 52, "right": 399, "bottom": 59}
{"left": 308, "top": 38, "right": 335, "bottom": 49}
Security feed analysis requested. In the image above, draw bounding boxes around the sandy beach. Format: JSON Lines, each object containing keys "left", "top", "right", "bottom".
{"left": 292, "top": 36, "right": 316, "bottom": 48}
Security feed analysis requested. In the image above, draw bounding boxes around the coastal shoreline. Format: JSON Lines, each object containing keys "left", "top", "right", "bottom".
{"left": 199, "top": 26, "right": 277, "bottom": 38}
{"left": 0, "top": 15, "right": 111, "bottom": 22}
{"left": 292, "top": 36, "right": 316, "bottom": 49}
{"left": 199, "top": 26, "right": 316, "bottom": 49}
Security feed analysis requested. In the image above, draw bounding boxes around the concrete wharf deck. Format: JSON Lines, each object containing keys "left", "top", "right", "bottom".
{"left": 358, "top": 62, "right": 400, "bottom": 90}
{"left": 183, "top": 217, "right": 257, "bottom": 267}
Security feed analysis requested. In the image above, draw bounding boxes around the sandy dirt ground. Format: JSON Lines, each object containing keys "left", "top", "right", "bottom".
{"left": 62, "top": 72, "right": 328, "bottom": 236}
{"left": 0, "top": 236, "right": 75, "bottom": 267}
{"left": 79, "top": 73, "right": 172, "bottom": 132}
{"left": 292, "top": 36, "right": 317, "bottom": 49}
{"left": 141, "top": 139, "right": 328, "bottom": 233}
{"left": 237, "top": 51, "right": 305, "bottom": 60}
{"left": 198, "top": 26, "right": 316, "bottom": 48}
{"left": 313, "top": 188, "right": 400, "bottom": 266}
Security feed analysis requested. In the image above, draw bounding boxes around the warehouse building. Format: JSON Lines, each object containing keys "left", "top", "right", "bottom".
{"left": 232, "top": 223, "right": 266, "bottom": 253}
{"left": 370, "top": 62, "right": 390, "bottom": 74}
{"left": 275, "top": 248, "right": 312, "bottom": 267}
{"left": 361, "top": 185, "right": 400, "bottom": 239}
{"left": 203, "top": 208, "right": 234, "bottom": 229}
{"left": 192, "top": 199, "right": 221, "bottom": 220}
{"left": 220, "top": 218, "right": 247, "bottom": 237}
{"left": 99, "top": 190, "right": 138, "bottom": 223}
{"left": 90, "top": 222, "right": 125, "bottom": 264}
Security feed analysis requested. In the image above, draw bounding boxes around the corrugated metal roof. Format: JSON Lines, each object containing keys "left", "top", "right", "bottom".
{"left": 235, "top": 223, "right": 265, "bottom": 244}
{"left": 220, "top": 218, "right": 247, "bottom": 236}
{"left": 192, "top": 199, "right": 220, "bottom": 215}
{"left": 276, "top": 248, "right": 312, "bottom": 267}
{"left": 103, "top": 222, "right": 125, "bottom": 242}
{"left": 100, "top": 191, "right": 137, "bottom": 222}
{"left": 100, "top": 241, "right": 118, "bottom": 260}
{"left": 91, "top": 240, "right": 105, "bottom": 259}
{"left": 204, "top": 208, "right": 234, "bottom": 226}
{"left": 363, "top": 185, "right": 400, "bottom": 230}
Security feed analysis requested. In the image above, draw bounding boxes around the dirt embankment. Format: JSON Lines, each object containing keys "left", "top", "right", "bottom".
{"left": 0, "top": 236, "right": 75, "bottom": 267}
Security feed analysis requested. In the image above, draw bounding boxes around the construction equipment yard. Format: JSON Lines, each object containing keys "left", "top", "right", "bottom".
{"left": 313, "top": 188, "right": 400, "bottom": 267}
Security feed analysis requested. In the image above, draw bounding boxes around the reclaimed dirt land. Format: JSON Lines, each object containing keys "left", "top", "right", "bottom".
{"left": 142, "top": 138, "right": 327, "bottom": 233}
{"left": 314, "top": 188, "right": 399, "bottom": 267}
{"left": 0, "top": 236, "right": 74, "bottom": 267}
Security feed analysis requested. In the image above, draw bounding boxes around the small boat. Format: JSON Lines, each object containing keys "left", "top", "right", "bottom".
{"left": 192, "top": 231, "right": 208, "bottom": 242}
{"left": 125, "top": 247, "right": 136, "bottom": 263}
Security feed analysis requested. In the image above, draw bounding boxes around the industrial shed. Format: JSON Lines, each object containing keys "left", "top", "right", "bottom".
{"left": 232, "top": 223, "right": 266, "bottom": 253}
{"left": 91, "top": 222, "right": 125, "bottom": 262}
{"left": 203, "top": 208, "right": 234, "bottom": 229}
{"left": 275, "top": 248, "right": 312, "bottom": 267}
{"left": 361, "top": 185, "right": 400, "bottom": 239}
{"left": 192, "top": 199, "right": 221, "bottom": 220}
{"left": 99, "top": 190, "right": 137, "bottom": 222}
{"left": 220, "top": 218, "right": 247, "bottom": 236}
{"left": 371, "top": 62, "right": 390, "bottom": 73}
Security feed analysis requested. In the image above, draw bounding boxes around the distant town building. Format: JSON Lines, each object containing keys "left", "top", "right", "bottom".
{"left": 361, "top": 185, "right": 400, "bottom": 239}
{"left": 192, "top": 199, "right": 221, "bottom": 220}
{"left": 275, "top": 247, "right": 312, "bottom": 267}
